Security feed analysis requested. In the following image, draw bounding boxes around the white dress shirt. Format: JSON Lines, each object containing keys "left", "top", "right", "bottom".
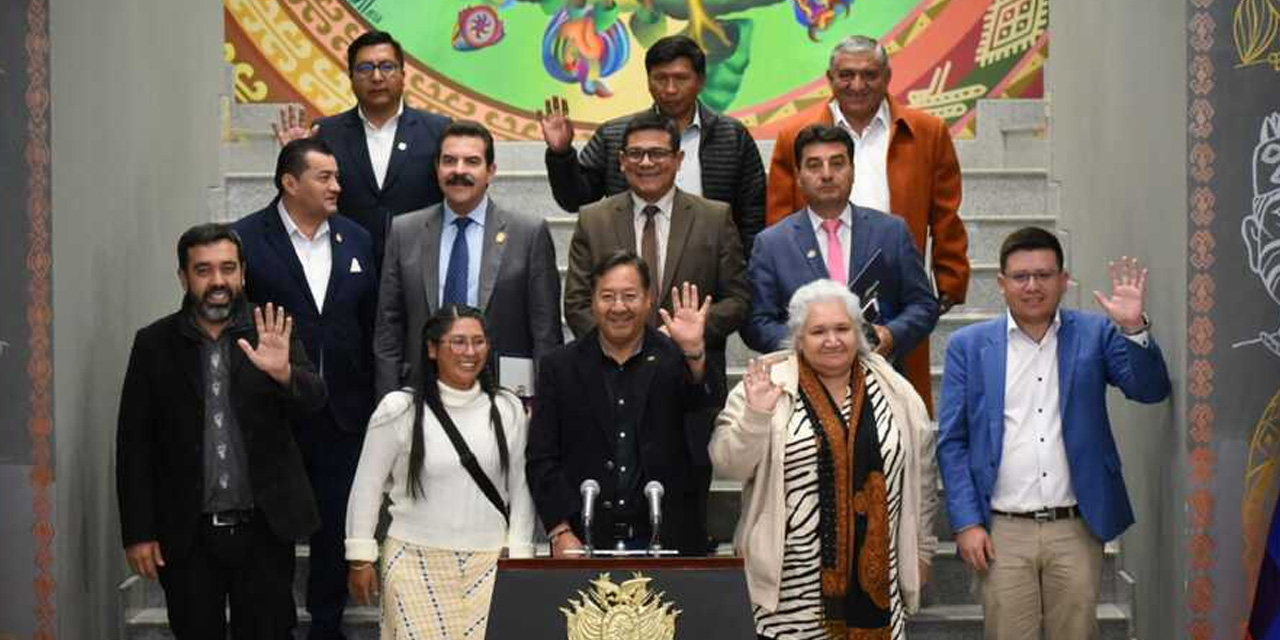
{"left": 830, "top": 99, "right": 892, "bottom": 213}
{"left": 806, "top": 205, "right": 853, "bottom": 282}
{"left": 277, "top": 202, "right": 331, "bottom": 312}
{"left": 992, "top": 310, "right": 1151, "bottom": 513}
{"left": 438, "top": 196, "right": 488, "bottom": 308}
{"left": 358, "top": 101, "right": 404, "bottom": 189}
{"left": 631, "top": 187, "right": 676, "bottom": 276}
{"left": 675, "top": 109, "right": 704, "bottom": 197}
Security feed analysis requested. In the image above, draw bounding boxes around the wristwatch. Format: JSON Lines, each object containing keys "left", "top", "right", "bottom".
{"left": 1119, "top": 313, "right": 1151, "bottom": 336}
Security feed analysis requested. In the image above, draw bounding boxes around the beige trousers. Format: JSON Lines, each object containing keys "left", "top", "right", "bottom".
{"left": 976, "top": 515, "right": 1104, "bottom": 640}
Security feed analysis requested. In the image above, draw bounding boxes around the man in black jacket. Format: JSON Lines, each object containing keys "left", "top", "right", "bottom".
{"left": 116, "top": 223, "right": 326, "bottom": 639}
{"left": 538, "top": 35, "right": 766, "bottom": 252}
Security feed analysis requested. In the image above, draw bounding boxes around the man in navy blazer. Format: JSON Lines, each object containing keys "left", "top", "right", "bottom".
{"left": 743, "top": 124, "right": 938, "bottom": 390}
{"left": 276, "top": 30, "right": 450, "bottom": 270}
{"left": 234, "top": 138, "right": 378, "bottom": 640}
{"left": 936, "top": 227, "right": 1171, "bottom": 639}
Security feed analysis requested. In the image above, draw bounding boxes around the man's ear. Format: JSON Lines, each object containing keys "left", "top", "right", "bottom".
{"left": 177, "top": 268, "right": 190, "bottom": 293}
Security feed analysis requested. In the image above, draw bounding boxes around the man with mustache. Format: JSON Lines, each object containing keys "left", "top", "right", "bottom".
{"left": 116, "top": 223, "right": 326, "bottom": 638}
{"left": 375, "top": 120, "right": 562, "bottom": 396}
{"left": 232, "top": 138, "right": 378, "bottom": 640}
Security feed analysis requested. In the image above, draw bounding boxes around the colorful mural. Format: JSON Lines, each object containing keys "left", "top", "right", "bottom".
{"left": 224, "top": 0, "right": 1047, "bottom": 139}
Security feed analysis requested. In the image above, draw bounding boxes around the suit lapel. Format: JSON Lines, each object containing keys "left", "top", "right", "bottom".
{"left": 631, "top": 344, "right": 661, "bottom": 440}
{"left": 981, "top": 322, "right": 1008, "bottom": 450}
{"left": 477, "top": 200, "right": 507, "bottom": 311}
{"left": 422, "top": 207, "right": 444, "bottom": 313}
{"left": 847, "top": 206, "right": 873, "bottom": 283}
{"left": 1056, "top": 311, "right": 1079, "bottom": 417}
{"left": 324, "top": 221, "right": 353, "bottom": 316}
{"left": 179, "top": 327, "right": 203, "bottom": 400}
{"left": 380, "top": 109, "right": 415, "bottom": 195}
{"left": 660, "top": 191, "right": 696, "bottom": 305}
{"left": 577, "top": 339, "right": 617, "bottom": 446}
{"left": 788, "top": 214, "right": 828, "bottom": 281}
{"left": 262, "top": 207, "right": 320, "bottom": 314}
{"left": 342, "top": 109, "right": 379, "bottom": 196}
{"left": 611, "top": 193, "right": 637, "bottom": 252}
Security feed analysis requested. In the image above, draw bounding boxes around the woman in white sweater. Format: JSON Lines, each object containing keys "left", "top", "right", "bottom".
{"left": 345, "top": 305, "right": 534, "bottom": 639}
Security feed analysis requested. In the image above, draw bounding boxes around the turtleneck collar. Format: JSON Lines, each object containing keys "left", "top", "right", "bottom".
{"left": 438, "top": 379, "right": 484, "bottom": 407}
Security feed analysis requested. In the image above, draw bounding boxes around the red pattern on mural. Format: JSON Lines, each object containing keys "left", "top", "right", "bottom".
{"left": 1191, "top": 186, "right": 1215, "bottom": 225}
{"left": 1190, "top": 99, "right": 1215, "bottom": 138}
{"left": 1190, "top": 316, "right": 1215, "bottom": 356}
{"left": 1191, "top": 403, "right": 1214, "bottom": 444}
{"left": 1189, "top": 273, "right": 1215, "bottom": 313}
{"left": 1189, "top": 533, "right": 1216, "bottom": 570}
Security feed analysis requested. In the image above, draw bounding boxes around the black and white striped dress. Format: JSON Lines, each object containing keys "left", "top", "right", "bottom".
{"left": 754, "top": 365, "right": 907, "bottom": 639}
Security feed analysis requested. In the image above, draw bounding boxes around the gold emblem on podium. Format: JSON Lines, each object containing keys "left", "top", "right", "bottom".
{"left": 561, "top": 572, "right": 680, "bottom": 640}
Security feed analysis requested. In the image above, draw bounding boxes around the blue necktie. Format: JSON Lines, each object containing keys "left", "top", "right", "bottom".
{"left": 443, "top": 217, "right": 472, "bottom": 307}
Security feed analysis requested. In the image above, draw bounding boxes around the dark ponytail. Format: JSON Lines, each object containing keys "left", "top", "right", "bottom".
{"left": 407, "top": 305, "right": 510, "bottom": 499}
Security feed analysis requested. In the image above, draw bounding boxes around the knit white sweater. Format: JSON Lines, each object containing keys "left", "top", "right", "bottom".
{"left": 345, "top": 383, "right": 535, "bottom": 561}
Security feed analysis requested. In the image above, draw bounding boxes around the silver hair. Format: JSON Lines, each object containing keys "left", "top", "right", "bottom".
{"left": 828, "top": 35, "right": 890, "bottom": 71}
{"left": 784, "top": 279, "right": 871, "bottom": 358}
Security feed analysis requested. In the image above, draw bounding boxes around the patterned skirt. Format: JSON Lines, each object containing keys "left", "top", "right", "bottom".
{"left": 380, "top": 537, "right": 501, "bottom": 640}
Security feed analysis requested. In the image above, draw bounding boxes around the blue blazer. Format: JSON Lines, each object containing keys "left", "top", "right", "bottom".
{"left": 314, "top": 106, "right": 452, "bottom": 268}
{"left": 742, "top": 206, "right": 939, "bottom": 358}
{"left": 234, "top": 203, "right": 379, "bottom": 432}
{"left": 936, "top": 309, "right": 1172, "bottom": 542}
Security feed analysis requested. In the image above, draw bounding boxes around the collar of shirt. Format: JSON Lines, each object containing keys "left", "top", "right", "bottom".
{"left": 593, "top": 327, "right": 656, "bottom": 367}
{"left": 829, "top": 98, "right": 890, "bottom": 139}
{"left": 806, "top": 204, "right": 853, "bottom": 235}
{"left": 1006, "top": 308, "right": 1062, "bottom": 345}
{"left": 631, "top": 187, "right": 677, "bottom": 219}
{"left": 358, "top": 100, "right": 405, "bottom": 133}
{"left": 443, "top": 195, "right": 489, "bottom": 229}
{"left": 277, "top": 201, "right": 330, "bottom": 243}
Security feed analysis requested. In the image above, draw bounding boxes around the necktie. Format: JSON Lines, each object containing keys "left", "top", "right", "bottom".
{"left": 443, "top": 217, "right": 472, "bottom": 307}
{"left": 641, "top": 205, "right": 662, "bottom": 326}
{"left": 822, "top": 218, "right": 847, "bottom": 284}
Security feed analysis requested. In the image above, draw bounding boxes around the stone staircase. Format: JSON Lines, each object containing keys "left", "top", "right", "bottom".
{"left": 119, "top": 92, "right": 1136, "bottom": 639}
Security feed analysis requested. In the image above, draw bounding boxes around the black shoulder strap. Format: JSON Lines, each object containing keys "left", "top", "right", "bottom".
{"left": 435, "top": 399, "right": 509, "bottom": 524}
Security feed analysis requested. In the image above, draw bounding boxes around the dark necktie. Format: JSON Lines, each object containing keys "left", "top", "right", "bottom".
{"left": 443, "top": 216, "right": 472, "bottom": 307}
{"left": 641, "top": 204, "right": 662, "bottom": 326}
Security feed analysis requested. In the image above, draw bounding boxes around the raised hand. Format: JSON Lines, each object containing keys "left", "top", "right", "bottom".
{"left": 659, "top": 282, "right": 710, "bottom": 355}
{"left": 537, "top": 96, "right": 574, "bottom": 153}
{"left": 237, "top": 303, "right": 293, "bottom": 384}
{"left": 743, "top": 357, "right": 783, "bottom": 414}
{"left": 272, "top": 104, "right": 317, "bottom": 146}
{"left": 1092, "top": 256, "right": 1148, "bottom": 331}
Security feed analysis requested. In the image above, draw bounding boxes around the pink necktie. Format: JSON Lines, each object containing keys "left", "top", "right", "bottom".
{"left": 822, "top": 218, "right": 847, "bottom": 284}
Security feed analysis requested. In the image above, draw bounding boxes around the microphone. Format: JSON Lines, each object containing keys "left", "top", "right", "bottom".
{"left": 579, "top": 479, "right": 600, "bottom": 555}
{"left": 644, "top": 481, "right": 664, "bottom": 553}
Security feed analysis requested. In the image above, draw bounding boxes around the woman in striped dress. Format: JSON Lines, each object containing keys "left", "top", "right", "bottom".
{"left": 711, "top": 280, "right": 939, "bottom": 639}
{"left": 345, "top": 305, "right": 534, "bottom": 639}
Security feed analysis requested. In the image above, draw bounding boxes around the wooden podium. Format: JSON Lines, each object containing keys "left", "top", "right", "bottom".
{"left": 486, "top": 556, "right": 756, "bottom": 638}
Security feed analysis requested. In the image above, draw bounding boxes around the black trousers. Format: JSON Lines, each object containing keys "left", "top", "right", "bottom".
{"left": 158, "top": 514, "right": 296, "bottom": 640}
{"left": 297, "top": 410, "right": 364, "bottom": 639}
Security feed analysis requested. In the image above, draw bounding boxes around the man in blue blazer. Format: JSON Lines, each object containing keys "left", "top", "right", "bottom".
{"left": 276, "top": 30, "right": 450, "bottom": 271}
{"left": 936, "top": 227, "right": 1171, "bottom": 639}
{"left": 743, "top": 124, "right": 938, "bottom": 391}
{"left": 234, "top": 138, "right": 379, "bottom": 640}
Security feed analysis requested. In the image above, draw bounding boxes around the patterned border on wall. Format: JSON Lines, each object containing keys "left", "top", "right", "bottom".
{"left": 25, "top": 0, "right": 54, "bottom": 637}
{"left": 1186, "top": 0, "right": 1217, "bottom": 638}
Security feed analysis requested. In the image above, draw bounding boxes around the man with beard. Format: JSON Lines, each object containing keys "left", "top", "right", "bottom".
{"left": 116, "top": 223, "right": 326, "bottom": 638}
{"left": 233, "top": 138, "right": 378, "bottom": 639}
{"left": 275, "top": 30, "right": 451, "bottom": 270}
{"left": 527, "top": 250, "right": 723, "bottom": 556}
{"left": 375, "top": 120, "right": 562, "bottom": 396}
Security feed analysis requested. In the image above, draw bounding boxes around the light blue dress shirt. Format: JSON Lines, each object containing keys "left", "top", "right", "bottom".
{"left": 438, "top": 196, "right": 488, "bottom": 308}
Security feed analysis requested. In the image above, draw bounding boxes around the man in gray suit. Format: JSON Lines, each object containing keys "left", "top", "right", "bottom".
{"left": 375, "top": 120, "right": 562, "bottom": 397}
{"left": 563, "top": 113, "right": 750, "bottom": 548}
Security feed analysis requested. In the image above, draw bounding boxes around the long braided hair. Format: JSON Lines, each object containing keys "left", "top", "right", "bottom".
{"left": 406, "top": 304, "right": 510, "bottom": 499}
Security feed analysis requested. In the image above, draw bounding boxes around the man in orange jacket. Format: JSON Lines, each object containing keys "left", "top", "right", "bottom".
{"left": 766, "top": 35, "right": 968, "bottom": 413}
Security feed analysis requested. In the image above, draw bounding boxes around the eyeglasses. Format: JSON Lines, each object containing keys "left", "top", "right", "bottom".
{"left": 621, "top": 147, "right": 676, "bottom": 163}
{"left": 443, "top": 336, "right": 488, "bottom": 353}
{"left": 1003, "top": 270, "right": 1061, "bottom": 287}
{"left": 597, "top": 291, "right": 644, "bottom": 307}
{"left": 353, "top": 61, "right": 401, "bottom": 77}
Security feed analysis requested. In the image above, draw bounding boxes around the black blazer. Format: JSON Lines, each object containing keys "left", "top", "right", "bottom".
{"left": 314, "top": 106, "right": 452, "bottom": 267}
{"left": 526, "top": 327, "right": 723, "bottom": 554}
{"left": 234, "top": 203, "right": 378, "bottom": 432}
{"left": 116, "top": 305, "right": 326, "bottom": 557}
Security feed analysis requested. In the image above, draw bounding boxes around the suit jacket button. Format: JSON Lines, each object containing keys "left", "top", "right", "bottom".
{"left": 605, "top": 460, "right": 615, "bottom": 471}
{"left": 603, "top": 500, "right": 613, "bottom": 510}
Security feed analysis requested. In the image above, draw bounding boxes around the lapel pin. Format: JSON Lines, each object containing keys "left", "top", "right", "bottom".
{"left": 495, "top": 231, "right": 507, "bottom": 244}
{"left": 336, "top": 232, "right": 343, "bottom": 244}
{"left": 397, "top": 141, "right": 408, "bottom": 151}
{"left": 806, "top": 249, "right": 817, "bottom": 259}
{"left": 646, "top": 355, "right": 656, "bottom": 362}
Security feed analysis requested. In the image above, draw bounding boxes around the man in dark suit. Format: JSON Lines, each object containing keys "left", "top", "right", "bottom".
{"left": 233, "top": 138, "right": 378, "bottom": 640}
{"left": 937, "top": 228, "right": 1170, "bottom": 639}
{"left": 537, "top": 35, "right": 766, "bottom": 252}
{"left": 117, "top": 223, "right": 326, "bottom": 639}
{"left": 374, "top": 120, "right": 562, "bottom": 397}
{"left": 743, "top": 124, "right": 939, "bottom": 395}
{"left": 528, "top": 250, "right": 722, "bottom": 556}
{"left": 276, "top": 30, "right": 451, "bottom": 269}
